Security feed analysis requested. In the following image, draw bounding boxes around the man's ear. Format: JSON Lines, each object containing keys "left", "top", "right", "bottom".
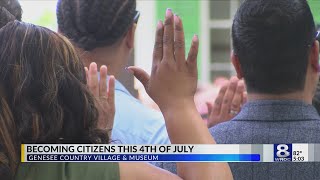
{"left": 231, "top": 51, "right": 244, "bottom": 79}
{"left": 310, "top": 40, "right": 320, "bottom": 72}
{"left": 125, "top": 24, "right": 136, "bottom": 49}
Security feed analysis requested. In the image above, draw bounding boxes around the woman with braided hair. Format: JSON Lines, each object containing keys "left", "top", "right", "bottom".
{"left": 56, "top": 0, "right": 172, "bottom": 145}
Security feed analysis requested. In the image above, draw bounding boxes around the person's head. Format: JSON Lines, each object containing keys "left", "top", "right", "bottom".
{"left": 0, "top": 21, "right": 108, "bottom": 179}
{"left": 56, "top": 0, "right": 137, "bottom": 72}
{"left": 231, "top": 0, "right": 319, "bottom": 99}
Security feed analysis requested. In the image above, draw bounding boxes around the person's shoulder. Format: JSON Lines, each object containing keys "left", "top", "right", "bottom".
{"left": 115, "top": 89, "right": 163, "bottom": 120}
{"left": 16, "top": 162, "right": 120, "bottom": 180}
{"left": 210, "top": 119, "right": 247, "bottom": 133}
{"left": 209, "top": 119, "right": 255, "bottom": 143}
{"left": 113, "top": 88, "right": 167, "bottom": 144}
{"left": 68, "top": 162, "right": 119, "bottom": 179}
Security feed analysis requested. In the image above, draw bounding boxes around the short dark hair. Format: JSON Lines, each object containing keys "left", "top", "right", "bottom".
{"left": 56, "top": 0, "right": 136, "bottom": 51}
{"left": 232, "top": 0, "right": 316, "bottom": 94}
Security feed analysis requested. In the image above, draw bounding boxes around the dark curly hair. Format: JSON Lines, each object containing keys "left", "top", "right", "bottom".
{"left": 0, "top": 21, "right": 109, "bottom": 179}
{"left": 57, "top": 0, "right": 136, "bottom": 51}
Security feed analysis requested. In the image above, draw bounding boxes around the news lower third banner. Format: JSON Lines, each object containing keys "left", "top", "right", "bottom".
{"left": 21, "top": 144, "right": 318, "bottom": 163}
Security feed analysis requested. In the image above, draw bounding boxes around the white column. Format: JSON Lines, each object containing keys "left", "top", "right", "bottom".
{"left": 200, "top": 0, "right": 210, "bottom": 83}
{"left": 135, "top": 0, "right": 156, "bottom": 89}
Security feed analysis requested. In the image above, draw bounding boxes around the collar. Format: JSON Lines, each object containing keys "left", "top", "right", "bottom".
{"left": 235, "top": 100, "right": 320, "bottom": 121}
{"left": 115, "top": 79, "right": 131, "bottom": 96}
{"left": 97, "top": 72, "right": 132, "bottom": 96}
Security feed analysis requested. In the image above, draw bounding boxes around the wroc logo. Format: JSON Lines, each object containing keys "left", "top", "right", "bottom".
{"left": 274, "top": 144, "right": 292, "bottom": 162}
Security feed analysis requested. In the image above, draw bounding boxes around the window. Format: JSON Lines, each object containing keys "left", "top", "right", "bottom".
{"left": 200, "top": 0, "right": 243, "bottom": 82}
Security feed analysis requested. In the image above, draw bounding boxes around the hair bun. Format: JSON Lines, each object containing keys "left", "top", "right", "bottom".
{"left": 57, "top": 0, "right": 136, "bottom": 51}
{"left": 0, "top": 6, "right": 16, "bottom": 28}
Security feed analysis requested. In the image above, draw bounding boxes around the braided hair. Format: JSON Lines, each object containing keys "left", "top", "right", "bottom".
{"left": 57, "top": 0, "right": 136, "bottom": 51}
{"left": 0, "top": 0, "right": 21, "bottom": 21}
{"left": 0, "top": 6, "right": 15, "bottom": 28}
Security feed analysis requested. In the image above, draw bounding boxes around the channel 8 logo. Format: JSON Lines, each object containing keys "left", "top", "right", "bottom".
{"left": 274, "top": 144, "right": 292, "bottom": 162}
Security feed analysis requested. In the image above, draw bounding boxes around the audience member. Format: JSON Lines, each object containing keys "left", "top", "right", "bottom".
{"left": 0, "top": 8, "right": 233, "bottom": 180}
{"left": 0, "top": 20, "right": 112, "bottom": 179}
{"left": 56, "top": 0, "right": 170, "bottom": 144}
{"left": 209, "top": 0, "right": 320, "bottom": 179}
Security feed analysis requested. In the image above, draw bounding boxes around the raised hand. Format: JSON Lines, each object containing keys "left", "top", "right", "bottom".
{"left": 206, "top": 77, "right": 247, "bottom": 128}
{"left": 125, "top": 9, "right": 233, "bottom": 179}
{"left": 85, "top": 63, "right": 115, "bottom": 134}
{"left": 127, "top": 11, "right": 199, "bottom": 110}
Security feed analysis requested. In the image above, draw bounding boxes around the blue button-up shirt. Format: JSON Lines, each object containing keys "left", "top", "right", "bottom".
{"left": 111, "top": 80, "right": 170, "bottom": 144}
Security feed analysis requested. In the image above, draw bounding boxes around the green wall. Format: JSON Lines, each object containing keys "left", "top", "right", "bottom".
{"left": 155, "top": 1, "right": 201, "bottom": 78}
{"left": 310, "top": 0, "right": 320, "bottom": 25}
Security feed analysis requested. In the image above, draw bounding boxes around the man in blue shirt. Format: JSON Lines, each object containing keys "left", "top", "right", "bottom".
{"left": 56, "top": 0, "right": 170, "bottom": 144}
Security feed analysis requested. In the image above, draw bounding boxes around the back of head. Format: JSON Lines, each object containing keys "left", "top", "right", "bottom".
{"left": 232, "top": 0, "right": 316, "bottom": 94}
{"left": 0, "top": 21, "right": 108, "bottom": 179}
{"left": 57, "top": 0, "right": 136, "bottom": 51}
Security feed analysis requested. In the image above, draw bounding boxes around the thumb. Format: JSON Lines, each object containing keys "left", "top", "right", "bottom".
{"left": 127, "top": 66, "right": 150, "bottom": 89}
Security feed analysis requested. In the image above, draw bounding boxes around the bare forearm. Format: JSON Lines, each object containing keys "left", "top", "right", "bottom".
{"left": 160, "top": 99, "right": 214, "bottom": 144}
{"left": 160, "top": 100, "right": 233, "bottom": 180}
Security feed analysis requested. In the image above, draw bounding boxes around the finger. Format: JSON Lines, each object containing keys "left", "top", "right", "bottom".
{"left": 108, "top": 75, "right": 115, "bottom": 109}
{"left": 174, "top": 14, "right": 185, "bottom": 66}
{"left": 231, "top": 80, "right": 245, "bottom": 115}
{"left": 242, "top": 91, "right": 248, "bottom": 104}
{"left": 127, "top": 66, "right": 150, "bottom": 89}
{"left": 212, "top": 83, "right": 228, "bottom": 115}
{"left": 187, "top": 35, "right": 199, "bottom": 72}
{"left": 163, "top": 8, "right": 174, "bottom": 61}
{"left": 85, "top": 67, "right": 89, "bottom": 84}
{"left": 206, "top": 102, "right": 213, "bottom": 115}
{"left": 88, "top": 62, "right": 99, "bottom": 96}
{"left": 241, "top": 80, "right": 248, "bottom": 104}
{"left": 99, "top": 65, "right": 108, "bottom": 96}
{"left": 220, "top": 77, "right": 239, "bottom": 116}
{"left": 153, "top": 20, "right": 164, "bottom": 64}
{"left": 242, "top": 79, "right": 247, "bottom": 92}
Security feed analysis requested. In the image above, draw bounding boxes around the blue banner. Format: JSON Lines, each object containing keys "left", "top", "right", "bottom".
{"left": 26, "top": 154, "right": 260, "bottom": 162}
